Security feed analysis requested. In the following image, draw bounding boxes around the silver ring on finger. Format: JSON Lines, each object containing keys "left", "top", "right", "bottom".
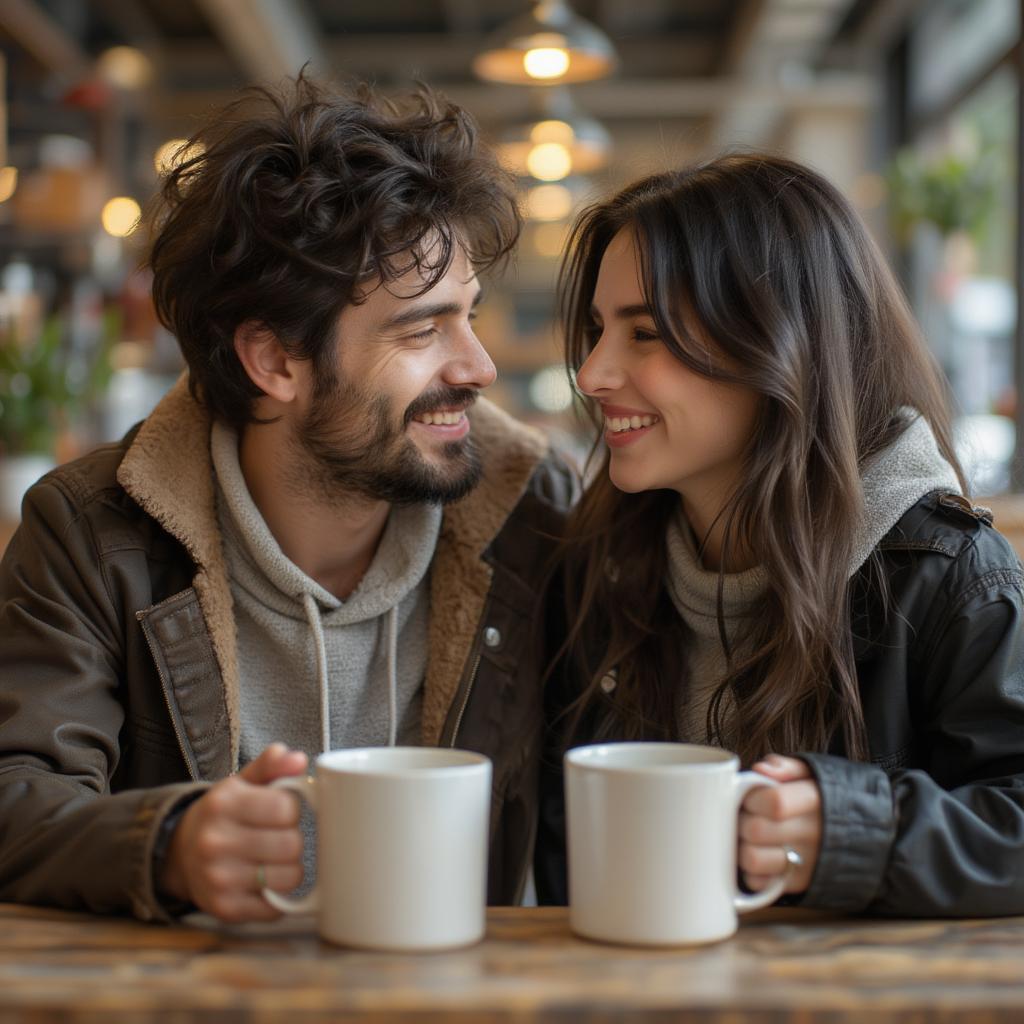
{"left": 783, "top": 845, "right": 803, "bottom": 869}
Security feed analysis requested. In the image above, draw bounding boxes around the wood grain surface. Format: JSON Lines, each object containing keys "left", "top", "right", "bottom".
{"left": 0, "top": 904, "right": 1022, "bottom": 1022}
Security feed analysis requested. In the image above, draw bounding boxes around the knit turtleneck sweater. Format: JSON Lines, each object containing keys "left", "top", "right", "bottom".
{"left": 664, "top": 411, "right": 962, "bottom": 744}
{"left": 210, "top": 421, "right": 442, "bottom": 767}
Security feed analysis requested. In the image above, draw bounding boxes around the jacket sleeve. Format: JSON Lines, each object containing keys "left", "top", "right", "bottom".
{"left": 0, "top": 477, "right": 206, "bottom": 921}
{"left": 802, "top": 564, "right": 1024, "bottom": 916}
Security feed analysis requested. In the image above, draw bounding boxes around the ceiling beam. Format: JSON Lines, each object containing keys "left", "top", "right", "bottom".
{"left": 194, "top": 0, "right": 327, "bottom": 83}
{"left": 0, "top": 0, "right": 90, "bottom": 77}
{"left": 157, "top": 33, "right": 722, "bottom": 84}
{"left": 150, "top": 73, "right": 876, "bottom": 126}
{"left": 711, "top": 0, "right": 860, "bottom": 149}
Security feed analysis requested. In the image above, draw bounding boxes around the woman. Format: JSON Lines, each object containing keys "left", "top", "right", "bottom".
{"left": 536, "top": 154, "right": 1024, "bottom": 916}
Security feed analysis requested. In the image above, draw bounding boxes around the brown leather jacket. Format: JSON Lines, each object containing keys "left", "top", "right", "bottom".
{"left": 0, "top": 379, "right": 574, "bottom": 920}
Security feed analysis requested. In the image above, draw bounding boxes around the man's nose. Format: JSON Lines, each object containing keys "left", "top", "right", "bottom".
{"left": 445, "top": 330, "right": 497, "bottom": 389}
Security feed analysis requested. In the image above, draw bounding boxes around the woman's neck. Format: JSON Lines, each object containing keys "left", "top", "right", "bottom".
{"left": 679, "top": 494, "right": 757, "bottom": 574}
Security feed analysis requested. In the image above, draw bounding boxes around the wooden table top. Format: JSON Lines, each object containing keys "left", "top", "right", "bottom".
{"left": 1, "top": 904, "right": 1022, "bottom": 1022}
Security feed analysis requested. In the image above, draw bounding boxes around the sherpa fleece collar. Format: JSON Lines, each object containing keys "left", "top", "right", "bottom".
{"left": 117, "top": 375, "right": 549, "bottom": 764}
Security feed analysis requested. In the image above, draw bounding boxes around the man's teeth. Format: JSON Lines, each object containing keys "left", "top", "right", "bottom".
{"left": 414, "top": 411, "right": 464, "bottom": 426}
{"left": 606, "top": 415, "right": 657, "bottom": 433}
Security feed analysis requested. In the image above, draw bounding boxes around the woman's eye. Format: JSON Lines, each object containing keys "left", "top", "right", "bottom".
{"left": 633, "top": 327, "right": 659, "bottom": 342}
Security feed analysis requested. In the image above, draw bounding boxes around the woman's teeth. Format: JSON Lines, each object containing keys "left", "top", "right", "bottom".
{"left": 415, "top": 411, "right": 464, "bottom": 426}
{"left": 606, "top": 415, "right": 657, "bottom": 433}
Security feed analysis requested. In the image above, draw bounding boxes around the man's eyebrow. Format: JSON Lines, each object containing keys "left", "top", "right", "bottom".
{"left": 588, "top": 303, "right": 652, "bottom": 320}
{"left": 381, "top": 289, "right": 483, "bottom": 331}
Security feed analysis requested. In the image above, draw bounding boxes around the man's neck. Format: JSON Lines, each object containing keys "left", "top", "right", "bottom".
{"left": 238, "top": 426, "right": 389, "bottom": 600}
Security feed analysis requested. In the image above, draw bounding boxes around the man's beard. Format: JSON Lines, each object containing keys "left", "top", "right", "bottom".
{"left": 287, "top": 375, "right": 484, "bottom": 507}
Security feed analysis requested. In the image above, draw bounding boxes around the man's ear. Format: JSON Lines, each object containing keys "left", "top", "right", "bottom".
{"left": 233, "top": 321, "right": 297, "bottom": 403}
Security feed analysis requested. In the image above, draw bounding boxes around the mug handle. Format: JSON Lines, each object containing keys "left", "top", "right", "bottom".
{"left": 261, "top": 775, "right": 319, "bottom": 914}
{"left": 731, "top": 771, "right": 798, "bottom": 914}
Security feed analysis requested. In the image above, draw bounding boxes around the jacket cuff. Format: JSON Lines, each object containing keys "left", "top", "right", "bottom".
{"left": 798, "top": 752, "right": 896, "bottom": 912}
{"left": 132, "top": 782, "right": 210, "bottom": 923}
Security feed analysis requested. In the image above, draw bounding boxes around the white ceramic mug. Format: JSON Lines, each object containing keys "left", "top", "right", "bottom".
{"left": 565, "top": 742, "right": 798, "bottom": 946}
{"left": 264, "top": 747, "right": 492, "bottom": 951}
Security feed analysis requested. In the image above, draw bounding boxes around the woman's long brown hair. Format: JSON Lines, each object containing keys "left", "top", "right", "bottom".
{"left": 556, "top": 154, "right": 966, "bottom": 765}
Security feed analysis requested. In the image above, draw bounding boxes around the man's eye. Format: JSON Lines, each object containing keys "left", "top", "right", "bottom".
{"left": 408, "top": 327, "right": 439, "bottom": 340}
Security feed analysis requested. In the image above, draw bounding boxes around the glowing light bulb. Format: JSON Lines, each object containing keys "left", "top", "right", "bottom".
{"left": 101, "top": 196, "right": 141, "bottom": 237}
{"left": 523, "top": 47, "right": 570, "bottom": 79}
{"left": 527, "top": 142, "right": 572, "bottom": 181}
{"left": 97, "top": 46, "right": 153, "bottom": 90}
{"left": 529, "top": 120, "right": 575, "bottom": 146}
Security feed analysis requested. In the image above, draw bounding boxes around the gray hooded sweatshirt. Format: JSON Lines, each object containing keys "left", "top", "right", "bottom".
{"left": 210, "top": 422, "right": 443, "bottom": 766}
{"left": 663, "top": 411, "right": 962, "bottom": 744}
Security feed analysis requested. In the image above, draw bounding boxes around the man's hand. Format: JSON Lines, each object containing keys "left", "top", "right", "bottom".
{"left": 738, "top": 754, "right": 822, "bottom": 894}
{"left": 159, "top": 742, "right": 308, "bottom": 922}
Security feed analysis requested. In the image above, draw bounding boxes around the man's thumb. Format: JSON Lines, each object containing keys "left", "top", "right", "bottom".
{"left": 238, "top": 742, "right": 308, "bottom": 785}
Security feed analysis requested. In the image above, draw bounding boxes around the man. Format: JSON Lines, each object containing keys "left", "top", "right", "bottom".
{"left": 0, "top": 77, "right": 573, "bottom": 923}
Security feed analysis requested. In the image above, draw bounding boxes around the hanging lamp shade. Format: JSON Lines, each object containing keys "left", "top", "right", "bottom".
{"left": 473, "top": 0, "right": 617, "bottom": 85}
{"left": 497, "top": 89, "right": 611, "bottom": 181}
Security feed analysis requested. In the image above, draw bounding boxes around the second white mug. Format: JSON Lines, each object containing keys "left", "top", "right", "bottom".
{"left": 565, "top": 741, "right": 797, "bottom": 946}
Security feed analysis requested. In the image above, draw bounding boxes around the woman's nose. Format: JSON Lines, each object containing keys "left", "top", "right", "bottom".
{"left": 576, "top": 334, "right": 624, "bottom": 396}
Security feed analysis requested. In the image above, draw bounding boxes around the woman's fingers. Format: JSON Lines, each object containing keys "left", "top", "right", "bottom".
{"left": 750, "top": 754, "right": 812, "bottom": 783}
{"left": 741, "top": 778, "right": 820, "bottom": 819}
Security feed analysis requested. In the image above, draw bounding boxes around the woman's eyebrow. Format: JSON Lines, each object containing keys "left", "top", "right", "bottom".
{"left": 588, "top": 303, "right": 652, "bottom": 319}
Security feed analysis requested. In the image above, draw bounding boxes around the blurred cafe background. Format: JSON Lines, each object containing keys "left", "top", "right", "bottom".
{"left": 0, "top": 0, "right": 1022, "bottom": 546}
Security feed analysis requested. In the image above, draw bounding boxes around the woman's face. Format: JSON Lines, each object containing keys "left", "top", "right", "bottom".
{"left": 576, "top": 228, "right": 759, "bottom": 509}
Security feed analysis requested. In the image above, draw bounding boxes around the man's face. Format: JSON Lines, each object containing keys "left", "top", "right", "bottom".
{"left": 288, "top": 245, "right": 497, "bottom": 507}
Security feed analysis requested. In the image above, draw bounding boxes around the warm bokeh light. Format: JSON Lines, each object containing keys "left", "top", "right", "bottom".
{"left": 532, "top": 221, "right": 569, "bottom": 258}
{"left": 529, "top": 365, "right": 575, "bottom": 412}
{"left": 101, "top": 196, "right": 141, "bottom": 237}
{"left": 154, "top": 138, "right": 203, "bottom": 175}
{"left": 523, "top": 47, "right": 570, "bottom": 80}
{"left": 527, "top": 142, "right": 573, "bottom": 181}
{"left": 525, "top": 183, "right": 574, "bottom": 221}
{"left": 529, "top": 119, "right": 576, "bottom": 146}
{"left": 0, "top": 167, "right": 18, "bottom": 203}
{"left": 97, "top": 46, "right": 154, "bottom": 90}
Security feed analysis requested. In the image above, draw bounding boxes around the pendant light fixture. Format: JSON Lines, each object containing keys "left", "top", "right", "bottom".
{"left": 473, "top": 0, "right": 617, "bottom": 86}
{"left": 497, "top": 88, "right": 611, "bottom": 182}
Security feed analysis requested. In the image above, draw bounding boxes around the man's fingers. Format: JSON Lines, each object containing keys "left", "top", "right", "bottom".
{"left": 203, "top": 777, "right": 301, "bottom": 828}
{"left": 251, "top": 861, "right": 304, "bottom": 894}
{"left": 238, "top": 743, "right": 308, "bottom": 786}
{"left": 742, "top": 779, "right": 820, "bottom": 819}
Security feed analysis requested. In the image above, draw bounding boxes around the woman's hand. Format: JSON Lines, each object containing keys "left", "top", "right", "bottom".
{"left": 739, "top": 754, "right": 822, "bottom": 894}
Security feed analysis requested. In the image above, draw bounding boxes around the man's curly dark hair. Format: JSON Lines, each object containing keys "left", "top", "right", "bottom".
{"left": 147, "top": 74, "right": 521, "bottom": 428}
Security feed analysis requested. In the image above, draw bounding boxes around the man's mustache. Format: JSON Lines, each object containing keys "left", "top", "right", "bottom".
{"left": 403, "top": 388, "right": 479, "bottom": 426}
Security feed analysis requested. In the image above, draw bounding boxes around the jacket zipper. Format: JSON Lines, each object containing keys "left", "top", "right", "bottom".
{"left": 447, "top": 647, "right": 482, "bottom": 748}
{"left": 136, "top": 603, "right": 201, "bottom": 782}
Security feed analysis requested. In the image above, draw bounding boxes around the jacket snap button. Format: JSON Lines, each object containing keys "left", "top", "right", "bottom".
{"left": 483, "top": 627, "right": 502, "bottom": 648}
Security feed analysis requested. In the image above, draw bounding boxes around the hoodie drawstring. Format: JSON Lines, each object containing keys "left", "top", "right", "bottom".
{"left": 302, "top": 592, "right": 400, "bottom": 754}
{"left": 386, "top": 605, "right": 398, "bottom": 748}
{"left": 302, "top": 592, "right": 331, "bottom": 754}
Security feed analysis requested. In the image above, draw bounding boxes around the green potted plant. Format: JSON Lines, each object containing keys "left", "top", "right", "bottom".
{"left": 0, "top": 312, "right": 115, "bottom": 521}
{"left": 887, "top": 147, "right": 999, "bottom": 244}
